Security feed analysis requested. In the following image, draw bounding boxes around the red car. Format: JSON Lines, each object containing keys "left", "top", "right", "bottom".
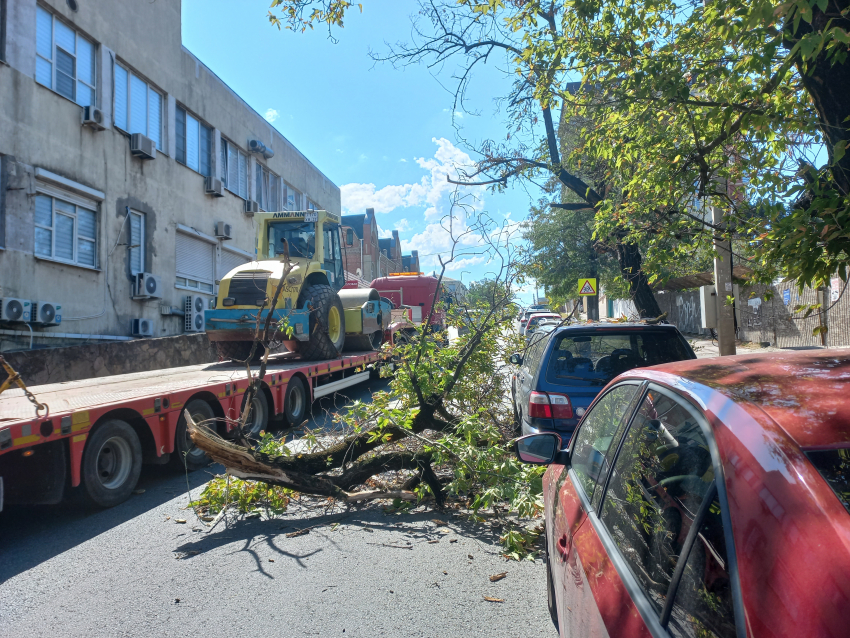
{"left": 515, "top": 350, "right": 850, "bottom": 638}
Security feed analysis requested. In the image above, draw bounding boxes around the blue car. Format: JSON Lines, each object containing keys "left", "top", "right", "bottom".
{"left": 509, "top": 323, "right": 696, "bottom": 438}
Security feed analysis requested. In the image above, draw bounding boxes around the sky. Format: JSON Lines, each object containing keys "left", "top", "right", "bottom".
{"left": 181, "top": 0, "right": 542, "bottom": 302}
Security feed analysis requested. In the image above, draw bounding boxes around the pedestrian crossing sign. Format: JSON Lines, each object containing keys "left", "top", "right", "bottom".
{"left": 578, "top": 278, "right": 597, "bottom": 296}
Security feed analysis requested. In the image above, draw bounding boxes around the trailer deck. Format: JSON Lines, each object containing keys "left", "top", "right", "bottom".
{"left": 0, "top": 350, "right": 383, "bottom": 509}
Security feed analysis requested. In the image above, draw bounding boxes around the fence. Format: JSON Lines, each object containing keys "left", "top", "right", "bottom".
{"left": 653, "top": 279, "right": 850, "bottom": 348}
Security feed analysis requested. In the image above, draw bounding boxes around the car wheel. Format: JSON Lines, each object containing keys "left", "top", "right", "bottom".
{"left": 242, "top": 389, "right": 270, "bottom": 439}
{"left": 170, "top": 399, "right": 214, "bottom": 471}
{"left": 283, "top": 376, "right": 307, "bottom": 428}
{"left": 80, "top": 419, "right": 143, "bottom": 508}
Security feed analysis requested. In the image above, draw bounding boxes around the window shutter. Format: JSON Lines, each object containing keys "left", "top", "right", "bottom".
{"left": 200, "top": 125, "right": 212, "bottom": 177}
{"left": 186, "top": 113, "right": 199, "bottom": 171}
{"left": 227, "top": 143, "right": 238, "bottom": 192}
{"left": 130, "top": 212, "right": 143, "bottom": 274}
{"left": 256, "top": 165, "right": 264, "bottom": 209}
{"left": 176, "top": 232, "right": 215, "bottom": 284}
{"left": 129, "top": 74, "right": 147, "bottom": 135}
{"left": 238, "top": 152, "right": 247, "bottom": 198}
{"left": 36, "top": 8, "right": 53, "bottom": 87}
{"left": 114, "top": 65, "right": 128, "bottom": 130}
{"left": 148, "top": 89, "right": 162, "bottom": 149}
{"left": 219, "top": 249, "right": 252, "bottom": 279}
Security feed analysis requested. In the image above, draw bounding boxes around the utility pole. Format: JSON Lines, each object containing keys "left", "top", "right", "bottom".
{"left": 587, "top": 250, "right": 600, "bottom": 321}
{"left": 712, "top": 200, "right": 736, "bottom": 356}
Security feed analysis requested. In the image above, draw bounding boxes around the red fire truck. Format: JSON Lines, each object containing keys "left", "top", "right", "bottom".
{"left": 0, "top": 349, "right": 384, "bottom": 510}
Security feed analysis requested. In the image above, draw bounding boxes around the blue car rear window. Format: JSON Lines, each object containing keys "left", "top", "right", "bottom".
{"left": 545, "top": 330, "right": 692, "bottom": 387}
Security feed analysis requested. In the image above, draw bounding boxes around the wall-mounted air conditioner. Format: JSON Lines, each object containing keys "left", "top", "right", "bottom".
{"left": 130, "top": 133, "right": 156, "bottom": 160}
{"left": 243, "top": 200, "right": 259, "bottom": 215}
{"left": 131, "top": 318, "right": 153, "bottom": 337}
{"left": 81, "top": 106, "right": 105, "bottom": 131}
{"left": 205, "top": 176, "right": 224, "bottom": 197}
{"left": 32, "top": 301, "right": 62, "bottom": 326}
{"left": 214, "top": 221, "right": 232, "bottom": 239}
{"left": 0, "top": 298, "right": 32, "bottom": 323}
{"left": 134, "top": 272, "right": 162, "bottom": 299}
{"left": 184, "top": 295, "right": 206, "bottom": 333}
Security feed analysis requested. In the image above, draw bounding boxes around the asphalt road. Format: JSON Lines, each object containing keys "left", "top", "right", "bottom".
{"left": 0, "top": 376, "right": 553, "bottom": 638}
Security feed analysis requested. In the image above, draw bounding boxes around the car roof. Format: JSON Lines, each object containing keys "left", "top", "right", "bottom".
{"left": 553, "top": 322, "right": 681, "bottom": 332}
{"left": 623, "top": 349, "right": 850, "bottom": 448}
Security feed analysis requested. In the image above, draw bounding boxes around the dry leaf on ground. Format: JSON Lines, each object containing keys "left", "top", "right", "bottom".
{"left": 489, "top": 572, "right": 507, "bottom": 582}
{"left": 483, "top": 596, "right": 505, "bottom": 603}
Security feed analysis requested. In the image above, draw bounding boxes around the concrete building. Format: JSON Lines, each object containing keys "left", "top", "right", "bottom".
{"left": 0, "top": 0, "right": 340, "bottom": 351}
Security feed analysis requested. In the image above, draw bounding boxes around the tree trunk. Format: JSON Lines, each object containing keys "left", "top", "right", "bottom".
{"left": 785, "top": 1, "right": 850, "bottom": 196}
{"left": 616, "top": 242, "right": 661, "bottom": 318}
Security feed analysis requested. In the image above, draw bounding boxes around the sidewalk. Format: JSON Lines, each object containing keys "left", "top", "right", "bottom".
{"left": 685, "top": 334, "right": 797, "bottom": 359}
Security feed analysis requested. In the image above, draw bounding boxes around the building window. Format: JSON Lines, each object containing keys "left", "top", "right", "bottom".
{"left": 307, "top": 199, "right": 319, "bottom": 211}
{"left": 114, "top": 63, "right": 162, "bottom": 150}
{"left": 175, "top": 106, "right": 212, "bottom": 176}
{"left": 34, "top": 192, "right": 97, "bottom": 267}
{"left": 255, "top": 164, "right": 280, "bottom": 211}
{"left": 129, "top": 210, "right": 145, "bottom": 275}
{"left": 176, "top": 232, "right": 215, "bottom": 293}
{"left": 220, "top": 138, "right": 248, "bottom": 199}
{"left": 346, "top": 229, "right": 354, "bottom": 246}
{"left": 283, "top": 183, "right": 301, "bottom": 210}
{"left": 35, "top": 6, "right": 95, "bottom": 107}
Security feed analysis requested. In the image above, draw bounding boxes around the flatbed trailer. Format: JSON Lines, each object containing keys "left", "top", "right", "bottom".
{"left": 0, "top": 350, "right": 384, "bottom": 510}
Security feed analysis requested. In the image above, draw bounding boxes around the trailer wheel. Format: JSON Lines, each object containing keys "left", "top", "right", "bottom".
{"left": 171, "top": 400, "right": 214, "bottom": 471}
{"left": 283, "top": 376, "right": 307, "bottom": 427}
{"left": 215, "top": 341, "right": 262, "bottom": 363}
{"left": 242, "top": 390, "right": 270, "bottom": 439}
{"left": 80, "top": 419, "right": 142, "bottom": 508}
{"left": 295, "top": 284, "right": 345, "bottom": 361}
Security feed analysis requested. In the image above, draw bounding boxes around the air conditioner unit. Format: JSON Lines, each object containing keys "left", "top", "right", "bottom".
{"left": 205, "top": 176, "right": 224, "bottom": 197}
{"left": 214, "top": 221, "right": 232, "bottom": 239}
{"left": 131, "top": 318, "right": 154, "bottom": 337}
{"left": 32, "top": 301, "right": 62, "bottom": 326}
{"left": 243, "top": 199, "right": 259, "bottom": 215}
{"left": 81, "top": 106, "right": 105, "bottom": 131}
{"left": 184, "top": 295, "right": 206, "bottom": 333}
{"left": 0, "top": 298, "right": 32, "bottom": 323}
{"left": 134, "top": 272, "right": 162, "bottom": 299}
{"left": 129, "top": 133, "right": 156, "bottom": 160}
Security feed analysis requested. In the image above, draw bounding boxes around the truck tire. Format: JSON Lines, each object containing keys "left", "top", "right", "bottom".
{"left": 80, "top": 419, "right": 143, "bottom": 508}
{"left": 283, "top": 376, "right": 307, "bottom": 427}
{"left": 170, "top": 399, "right": 214, "bottom": 471}
{"left": 215, "top": 341, "right": 261, "bottom": 363}
{"left": 241, "top": 389, "right": 269, "bottom": 439}
{"left": 295, "top": 284, "right": 345, "bottom": 360}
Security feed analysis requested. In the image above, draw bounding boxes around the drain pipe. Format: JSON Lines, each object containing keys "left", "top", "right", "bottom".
{"left": 23, "top": 323, "right": 34, "bottom": 350}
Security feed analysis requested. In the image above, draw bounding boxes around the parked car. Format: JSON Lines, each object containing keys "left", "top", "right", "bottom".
{"left": 526, "top": 320, "right": 561, "bottom": 344}
{"left": 523, "top": 312, "right": 562, "bottom": 336}
{"left": 509, "top": 323, "right": 695, "bottom": 437}
{"left": 513, "top": 349, "right": 850, "bottom": 638}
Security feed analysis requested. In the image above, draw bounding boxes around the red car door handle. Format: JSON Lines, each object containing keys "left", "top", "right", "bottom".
{"left": 556, "top": 535, "right": 569, "bottom": 559}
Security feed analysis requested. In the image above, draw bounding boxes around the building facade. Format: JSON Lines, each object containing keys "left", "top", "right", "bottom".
{"left": 340, "top": 207, "right": 419, "bottom": 283}
{"left": 0, "top": 0, "right": 340, "bottom": 350}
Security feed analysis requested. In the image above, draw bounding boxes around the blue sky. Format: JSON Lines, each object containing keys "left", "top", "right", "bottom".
{"left": 181, "top": 0, "right": 541, "bottom": 300}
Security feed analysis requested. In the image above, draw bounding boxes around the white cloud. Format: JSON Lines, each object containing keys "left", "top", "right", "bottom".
{"left": 399, "top": 158, "right": 407, "bottom": 163}
{"left": 341, "top": 138, "right": 491, "bottom": 272}
{"left": 341, "top": 138, "right": 483, "bottom": 218}
{"left": 264, "top": 109, "right": 279, "bottom": 123}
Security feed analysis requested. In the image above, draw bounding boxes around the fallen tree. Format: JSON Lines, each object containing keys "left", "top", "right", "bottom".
{"left": 186, "top": 206, "right": 546, "bottom": 553}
